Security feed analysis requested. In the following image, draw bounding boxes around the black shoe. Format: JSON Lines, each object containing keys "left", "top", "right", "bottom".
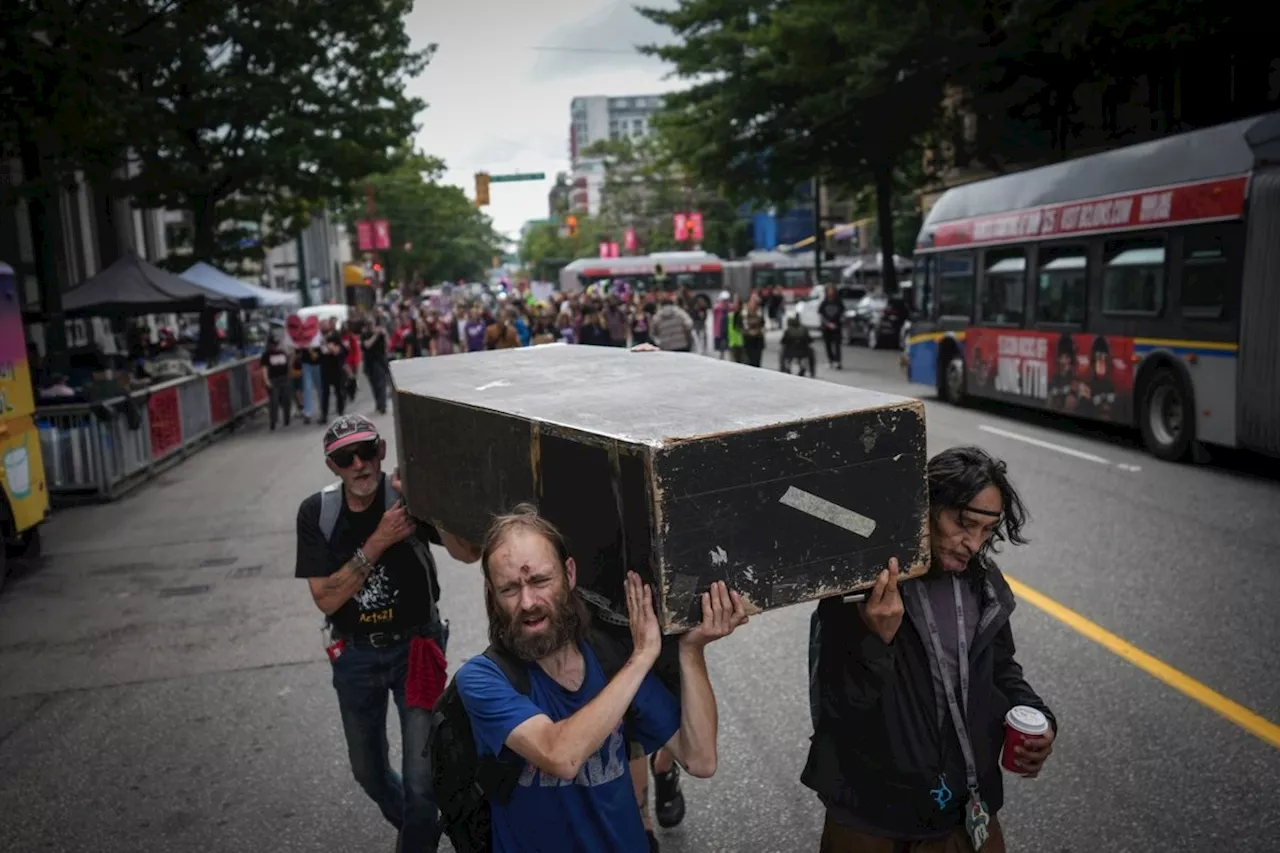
{"left": 647, "top": 830, "right": 660, "bottom": 853}
{"left": 651, "top": 758, "right": 685, "bottom": 828}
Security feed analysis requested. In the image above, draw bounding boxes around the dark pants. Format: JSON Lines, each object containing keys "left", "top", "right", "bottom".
{"left": 365, "top": 360, "right": 389, "bottom": 413}
{"left": 744, "top": 344, "right": 764, "bottom": 367}
{"left": 268, "top": 377, "right": 292, "bottom": 428}
{"left": 819, "top": 812, "right": 1005, "bottom": 853}
{"left": 320, "top": 374, "right": 346, "bottom": 420}
{"left": 822, "top": 329, "right": 842, "bottom": 366}
{"left": 331, "top": 622, "right": 449, "bottom": 853}
{"left": 782, "top": 350, "right": 817, "bottom": 376}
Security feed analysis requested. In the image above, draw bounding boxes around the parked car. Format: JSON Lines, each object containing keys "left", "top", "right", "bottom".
{"left": 848, "top": 292, "right": 911, "bottom": 349}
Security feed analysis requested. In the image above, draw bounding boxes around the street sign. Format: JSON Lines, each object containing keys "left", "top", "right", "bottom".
{"left": 488, "top": 172, "right": 547, "bottom": 183}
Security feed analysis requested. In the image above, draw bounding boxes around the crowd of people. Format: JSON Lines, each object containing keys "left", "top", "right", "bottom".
{"left": 292, "top": 321, "right": 1058, "bottom": 853}
{"left": 260, "top": 281, "right": 813, "bottom": 431}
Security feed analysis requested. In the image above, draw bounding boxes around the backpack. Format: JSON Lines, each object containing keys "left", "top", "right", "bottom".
{"left": 429, "top": 630, "right": 634, "bottom": 853}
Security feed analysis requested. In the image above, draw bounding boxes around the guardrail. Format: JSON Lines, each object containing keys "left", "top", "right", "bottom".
{"left": 35, "top": 356, "right": 269, "bottom": 501}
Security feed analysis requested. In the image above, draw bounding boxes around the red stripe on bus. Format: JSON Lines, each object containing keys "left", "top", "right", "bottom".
{"left": 925, "top": 175, "right": 1249, "bottom": 250}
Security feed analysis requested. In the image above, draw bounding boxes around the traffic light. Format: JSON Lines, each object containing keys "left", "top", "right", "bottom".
{"left": 475, "top": 172, "right": 490, "bottom": 206}
{"left": 566, "top": 215, "right": 578, "bottom": 237}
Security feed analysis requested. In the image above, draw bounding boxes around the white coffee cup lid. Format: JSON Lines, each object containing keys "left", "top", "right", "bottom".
{"left": 1005, "top": 705, "right": 1049, "bottom": 735}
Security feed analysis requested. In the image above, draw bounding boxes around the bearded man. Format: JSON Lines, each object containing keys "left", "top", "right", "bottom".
{"left": 454, "top": 503, "right": 749, "bottom": 852}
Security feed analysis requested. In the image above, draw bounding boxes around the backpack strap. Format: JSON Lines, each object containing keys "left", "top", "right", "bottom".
{"left": 318, "top": 481, "right": 343, "bottom": 544}
{"left": 478, "top": 644, "right": 533, "bottom": 804}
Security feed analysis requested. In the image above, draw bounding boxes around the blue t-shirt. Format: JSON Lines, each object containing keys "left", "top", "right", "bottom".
{"left": 456, "top": 642, "right": 681, "bottom": 853}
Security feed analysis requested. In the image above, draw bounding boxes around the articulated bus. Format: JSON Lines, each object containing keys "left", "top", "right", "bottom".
{"left": 906, "top": 112, "right": 1280, "bottom": 461}
{"left": 559, "top": 252, "right": 724, "bottom": 295}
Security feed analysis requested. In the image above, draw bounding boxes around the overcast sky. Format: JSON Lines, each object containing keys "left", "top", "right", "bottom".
{"left": 405, "top": 0, "right": 681, "bottom": 244}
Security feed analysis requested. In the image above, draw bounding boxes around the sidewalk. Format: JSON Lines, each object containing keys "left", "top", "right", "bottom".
{"left": 0, "top": 393, "right": 485, "bottom": 852}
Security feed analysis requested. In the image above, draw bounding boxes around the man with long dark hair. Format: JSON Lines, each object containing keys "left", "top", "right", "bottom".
{"left": 455, "top": 504, "right": 749, "bottom": 852}
{"left": 804, "top": 446, "right": 1057, "bottom": 852}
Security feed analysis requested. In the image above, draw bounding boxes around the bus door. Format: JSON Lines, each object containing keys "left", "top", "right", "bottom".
{"left": 1238, "top": 167, "right": 1280, "bottom": 456}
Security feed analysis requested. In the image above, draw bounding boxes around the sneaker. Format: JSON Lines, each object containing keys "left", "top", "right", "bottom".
{"left": 651, "top": 757, "right": 685, "bottom": 828}
{"left": 647, "top": 830, "right": 660, "bottom": 853}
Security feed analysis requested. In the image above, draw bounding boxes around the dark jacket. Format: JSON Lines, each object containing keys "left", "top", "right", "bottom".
{"left": 802, "top": 565, "right": 1056, "bottom": 840}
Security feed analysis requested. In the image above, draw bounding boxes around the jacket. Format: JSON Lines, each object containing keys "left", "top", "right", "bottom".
{"left": 652, "top": 305, "right": 694, "bottom": 351}
{"left": 802, "top": 565, "right": 1056, "bottom": 839}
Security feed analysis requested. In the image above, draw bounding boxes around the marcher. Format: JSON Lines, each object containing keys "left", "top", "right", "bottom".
{"left": 319, "top": 331, "right": 348, "bottom": 421}
{"left": 817, "top": 285, "right": 845, "bottom": 370}
{"left": 484, "top": 311, "right": 521, "bottom": 350}
{"left": 780, "top": 315, "right": 816, "bottom": 376}
{"left": 804, "top": 446, "right": 1056, "bottom": 853}
{"left": 294, "top": 414, "right": 480, "bottom": 852}
{"left": 360, "top": 321, "right": 391, "bottom": 415}
{"left": 453, "top": 505, "right": 749, "bottom": 852}
{"left": 260, "top": 334, "right": 293, "bottom": 430}
{"left": 740, "top": 296, "right": 767, "bottom": 367}
{"left": 651, "top": 296, "right": 696, "bottom": 353}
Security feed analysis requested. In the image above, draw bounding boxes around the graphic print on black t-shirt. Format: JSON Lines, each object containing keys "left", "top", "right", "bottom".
{"left": 294, "top": 474, "right": 442, "bottom": 636}
{"left": 261, "top": 349, "right": 290, "bottom": 380}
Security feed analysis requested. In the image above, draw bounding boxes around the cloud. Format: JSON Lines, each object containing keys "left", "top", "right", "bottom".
{"left": 531, "top": 2, "right": 676, "bottom": 80}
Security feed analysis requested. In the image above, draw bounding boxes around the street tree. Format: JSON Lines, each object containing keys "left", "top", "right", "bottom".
{"left": 344, "top": 151, "right": 508, "bottom": 286}
{"left": 114, "top": 0, "right": 429, "bottom": 266}
{"left": 641, "top": 0, "right": 996, "bottom": 291}
{"left": 582, "top": 136, "right": 751, "bottom": 259}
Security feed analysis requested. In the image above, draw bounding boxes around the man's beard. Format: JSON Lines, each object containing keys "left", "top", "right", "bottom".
{"left": 495, "top": 583, "right": 583, "bottom": 662}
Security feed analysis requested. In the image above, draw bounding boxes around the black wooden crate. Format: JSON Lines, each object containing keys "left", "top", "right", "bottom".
{"left": 390, "top": 345, "right": 929, "bottom": 632}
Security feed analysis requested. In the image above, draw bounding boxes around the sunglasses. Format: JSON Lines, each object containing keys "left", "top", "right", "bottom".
{"left": 328, "top": 440, "right": 379, "bottom": 469}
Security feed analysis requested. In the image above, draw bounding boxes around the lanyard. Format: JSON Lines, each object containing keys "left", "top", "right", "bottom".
{"left": 915, "top": 576, "right": 980, "bottom": 795}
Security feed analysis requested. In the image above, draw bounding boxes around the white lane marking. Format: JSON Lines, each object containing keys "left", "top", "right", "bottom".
{"left": 710, "top": 546, "right": 728, "bottom": 566}
{"left": 978, "top": 424, "right": 1111, "bottom": 465}
{"left": 475, "top": 380, "right": 509, "bottom": 391}
{"left": 779, "top": 486, "right": 877, "bottom": 538}
{"left": 978, "top": 424, "right": 1141, "bottom": 472}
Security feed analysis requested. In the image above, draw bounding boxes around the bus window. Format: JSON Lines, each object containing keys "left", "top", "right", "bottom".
{"left": 782, "top": 269, "right": 810, "bottom": 288}
{"left": 912, "top": 256, "right": 934, "bottom": 318}
{"left": 1036, "top": 247, "right": 1087, "bottom": 325}
{"left": 818, "top": 267, "right": 842, "bottom": 285}
{"left": 937, "top": 253, "right": 975, "bottom": 318}
{"left": 1103, "top": 239, "right": 1164, "bottom": 315}
{"left": 753, "top": 269, "right": 778, "bottom": 288}
{"left": 980, "top": 249, "right": 1026, "bottom": 326}
{"left": 1181, "top": 231, "right": 1232, "bottom": 319}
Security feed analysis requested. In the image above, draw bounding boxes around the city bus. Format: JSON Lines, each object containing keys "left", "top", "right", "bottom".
{"left": 558, "top": 252, "right": 724, "bottom": 294}
{"left": 906, "top": 112, "right": 1280, "bottom": 461}
{"left": 1, "top": 262, "right": 49, "bottom": 592}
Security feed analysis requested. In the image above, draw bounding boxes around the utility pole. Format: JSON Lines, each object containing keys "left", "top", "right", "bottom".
{"left": 813, "top": 175, "right": 823, "bottom": 286}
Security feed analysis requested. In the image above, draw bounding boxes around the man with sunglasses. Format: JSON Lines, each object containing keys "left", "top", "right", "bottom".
{"left": 295, "top": 414, "right": 480, "bottom": 853}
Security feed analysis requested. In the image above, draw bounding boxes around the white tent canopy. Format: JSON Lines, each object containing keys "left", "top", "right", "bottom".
{"left": 181, "top": 262, "right": 299, "bottom": 309}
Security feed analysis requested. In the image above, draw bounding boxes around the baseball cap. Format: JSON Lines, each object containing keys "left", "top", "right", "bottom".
{"left": 324, "top": 414, "right": 380, "bottom": 455}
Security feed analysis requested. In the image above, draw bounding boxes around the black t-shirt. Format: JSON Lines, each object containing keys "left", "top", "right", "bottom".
{"left": 319, "top": 342, "right": 348, "bottom": 378}
{"left": 362, "top": 329, "right": 388, "bottom": 363}
{"left": 818, "top": 299, "right": 845, "bottom": 329}
{"left": 294, "top": 476, "right": 442, "bottom": 637}
{"left": 260, "top": 349, "right": 290, "bottom": 380}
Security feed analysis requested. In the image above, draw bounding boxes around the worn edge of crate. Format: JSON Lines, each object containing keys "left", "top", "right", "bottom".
{"left": 394, "top": 379, "right": 923, "bottom": 450}
{"left": 652, "top": 396, "right": 931, "bottom": 632}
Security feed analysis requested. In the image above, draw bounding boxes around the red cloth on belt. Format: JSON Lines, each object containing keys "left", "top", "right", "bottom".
{"left": 406, "top": 635, "right": 448, "bottom": 710}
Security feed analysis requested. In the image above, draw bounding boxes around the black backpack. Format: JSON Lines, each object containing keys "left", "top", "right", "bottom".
{"left": 429, "top": 631, "right": 636, "bottom": 853}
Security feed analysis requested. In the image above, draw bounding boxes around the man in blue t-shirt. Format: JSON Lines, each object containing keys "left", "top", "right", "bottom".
{"left": 456, "top": 504, "right": 749, "bottom": 853}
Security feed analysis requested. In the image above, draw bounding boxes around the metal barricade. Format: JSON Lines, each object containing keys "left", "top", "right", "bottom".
{"left": 34, "top": 356, "right": 265, "bottom": 501}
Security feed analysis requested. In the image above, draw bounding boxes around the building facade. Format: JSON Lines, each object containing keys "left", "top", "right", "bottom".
{"left": 568, "top": 94, "right": 664, "bottom": 217}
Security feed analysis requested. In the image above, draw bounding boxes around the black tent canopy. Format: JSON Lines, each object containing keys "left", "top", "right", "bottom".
{"left": 62, "top": 252, "right": 238, "bottom": 316}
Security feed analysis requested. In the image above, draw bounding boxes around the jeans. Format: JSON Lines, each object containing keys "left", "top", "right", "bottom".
{"left": 301, "top": 362, "right": 322, "bottom": 419}
{"left": 268, "top": 377, "right": 292, "bottom": 427}
{"left": 331, "top": 621, "right": 449, "bottom": 853}
{"left": 365, "top": 360, "right": 389, "bottom": 413}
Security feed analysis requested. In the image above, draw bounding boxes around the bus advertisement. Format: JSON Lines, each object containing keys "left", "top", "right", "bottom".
{"left": 906, "top": 112, "right": 1280, "bottom": 461}
{"left": 1, "top": 262, "right": 49, "bottom": 586}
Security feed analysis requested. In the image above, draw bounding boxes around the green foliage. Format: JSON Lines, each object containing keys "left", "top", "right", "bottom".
{"left": 344, "top": 151, "right": 508, "bottom": 285}
{"left": 1, "top": 0, "right": 429, "bottom": 268}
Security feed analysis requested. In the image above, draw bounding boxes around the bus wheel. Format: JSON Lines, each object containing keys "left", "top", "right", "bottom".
{"left": 8, "top": 526, "right": 40, "bottom": 560}
{"left": 938, "top": 355, "right": 966, "bottom": 405}
{"left": 1140, "top": 367, "right": 1194, "bottom": 461}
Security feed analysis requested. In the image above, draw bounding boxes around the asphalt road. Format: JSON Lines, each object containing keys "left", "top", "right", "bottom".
{"left": 2, "top": 337, "right": 1278, "bottom": 853}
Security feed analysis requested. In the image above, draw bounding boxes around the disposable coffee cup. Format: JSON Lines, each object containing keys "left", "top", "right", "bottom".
{"left": 1002, "top": 705, "right": 1049, "bottom": 774}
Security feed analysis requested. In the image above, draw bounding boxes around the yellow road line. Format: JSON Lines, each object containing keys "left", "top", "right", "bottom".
{"left": 1005, "top": 574, "right": 1280, "bottom": 750}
